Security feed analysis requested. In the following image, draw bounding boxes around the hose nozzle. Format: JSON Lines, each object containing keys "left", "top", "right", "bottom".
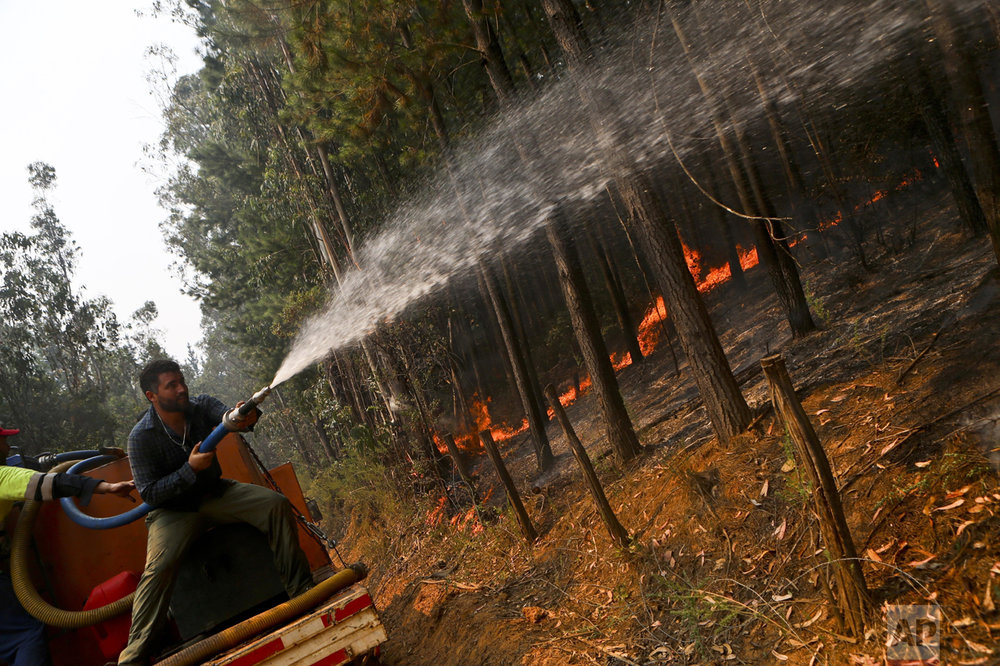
{"left": 242, "top": 386, "right": 273, "bottom": 415}
{"left": 222, "top": 386, "right": 273, "bottom": 430}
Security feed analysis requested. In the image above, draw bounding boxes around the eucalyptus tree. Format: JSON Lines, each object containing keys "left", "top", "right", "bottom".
{"left": 0, "top": 164, "right": 150, "bottom": 452}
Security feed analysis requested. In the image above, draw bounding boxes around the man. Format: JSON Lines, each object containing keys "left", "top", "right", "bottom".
{"left": 1, "top": 427, "right": 135, "bottom": 666}
{"left": 119, "top": 360, "right": 313, "bottom": 666}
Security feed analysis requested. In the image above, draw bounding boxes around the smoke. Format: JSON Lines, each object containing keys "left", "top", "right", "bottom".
{"left": 271, "top": 0, "right": 984, "bottom": 387}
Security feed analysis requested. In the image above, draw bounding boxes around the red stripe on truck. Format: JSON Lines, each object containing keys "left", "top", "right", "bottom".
{"left": 311, "top": 648, "right": 349, "bottom": 666}
{"left": 228, "top": 637, "right": 285, "bottom": 666}
{"left": 333, "top": 594, "right": 373, "bottom": 622}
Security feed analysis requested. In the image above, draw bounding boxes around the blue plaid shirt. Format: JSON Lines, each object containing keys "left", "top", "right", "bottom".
{"left": 128, "top": 395, "right": 230, "bottom": 510}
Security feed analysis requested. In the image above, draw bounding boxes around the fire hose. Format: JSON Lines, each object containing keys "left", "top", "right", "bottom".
{"left": 58, "top": 387, "right": 273, "bottom": 530}
{"left": 156, "top": 563, "right": 367, "bottom": 666}
{"left": 10, "top": 460, "right": 135, "bottom": 628}
{"left": 11, "top": 385, "right": 319, "bottom": 632}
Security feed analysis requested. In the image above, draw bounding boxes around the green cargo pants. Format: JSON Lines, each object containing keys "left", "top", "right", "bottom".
{"left": 118, "top": 482, "right": 313, "bottom": 665}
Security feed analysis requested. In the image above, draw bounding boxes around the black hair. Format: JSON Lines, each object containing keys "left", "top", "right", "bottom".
{"left": 139, "top": 359, "right": 181, "bottom": 396}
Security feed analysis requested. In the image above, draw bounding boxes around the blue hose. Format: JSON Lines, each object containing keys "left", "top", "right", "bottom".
{"left": 59, "top": 455, "right": 151, "bottom": 529}
{"left": 58, "top": 393, "right": 265, "bottom": 530}
{"left": 199, "top": 422, "right": 231, "bottom": 453}
{"left": 59, "top": 423, "right": 231, "bottom": 529}
{"left": 51, "top": 450, "right": 101, "bottom": 462}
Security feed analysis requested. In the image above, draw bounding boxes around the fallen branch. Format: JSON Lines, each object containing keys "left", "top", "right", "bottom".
{"left": 895, "top": 326, "right": 946, "bottom": 385}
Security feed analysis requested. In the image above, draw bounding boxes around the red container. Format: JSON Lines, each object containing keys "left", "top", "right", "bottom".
{"left": 82, "top": 570, "right": 139, "bottom": 660}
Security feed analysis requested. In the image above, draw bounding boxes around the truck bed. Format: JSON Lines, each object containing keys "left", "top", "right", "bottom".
{"left": 205, "top": 584, "right": 387, "bottom": 666}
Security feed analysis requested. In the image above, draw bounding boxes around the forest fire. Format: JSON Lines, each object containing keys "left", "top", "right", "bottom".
{"left": 436, "top": 163, "right": 929, "bottom": 474}
{"left": 435, "top": 394, "right": 530, "bottom": 456}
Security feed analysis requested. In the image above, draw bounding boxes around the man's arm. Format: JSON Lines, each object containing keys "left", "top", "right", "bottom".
{"left": 1, "top": 466, "right": 135, "bottom": 505}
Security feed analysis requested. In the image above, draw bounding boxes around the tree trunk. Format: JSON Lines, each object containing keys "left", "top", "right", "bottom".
{"left": 462, "top": 0, "right": 517, "bottom": 105}
{"left": 312, "top": 418, "right": 336, "bottom": 461}
{"left": 667, "top": 7, "right": 816, "bottom": 336}
{"left": 538, "top": 0, "right": 748, "bottom": 441}
{"left": 911, "top": 57, "right": 988, "bottom": 234}
{"left": 701, "top": 159, "right": 747, "bottom": 290}
{"left": 760, "top": 355, "right": 869, "bottom": 636}
{"left": 927, "top": 0, "right": 1000, "bottom": 265}
{"left": 587, "top": 222, "right": 643, "bottom": 363}
{"left": 479, "top": 263, "right": 555, "bottom": 471}
{"left": 443, "top": 433, "right": 479, "bottom": 504}
{"left": 546, "top": 208, "right": 642, "bottom": 462}
{"left": 480, "top": 430, "right": 537, "bottom": 542}
{"left": 615, "top": 171, "right": 752, "bottom": 444}
{"left": 539, "top": 0, "right": 591, "bottom": 68}
{"left": 544, "top": 384, "right": 630, "bottom": 549}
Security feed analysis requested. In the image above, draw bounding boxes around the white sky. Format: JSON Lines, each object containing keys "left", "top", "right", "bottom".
{"left": 0, "top": 1, "right": 204, "bottom": 360}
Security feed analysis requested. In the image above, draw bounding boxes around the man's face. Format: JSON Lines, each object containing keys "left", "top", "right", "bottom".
{"left": 147, "top": 371, "right": 190, "bottom": 414}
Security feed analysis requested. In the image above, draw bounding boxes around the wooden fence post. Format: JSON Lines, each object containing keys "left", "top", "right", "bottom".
{"left": 443, "top": 433, "right": 479, "bottom": 504}
{"left": 544, "top": 385, "right": 631, "bottom": 549}
{"left": 479, "top": 430, "right": 537, "bottom": 543}
{"left": 760, "top": 354, "right": 869, "bottom": 636}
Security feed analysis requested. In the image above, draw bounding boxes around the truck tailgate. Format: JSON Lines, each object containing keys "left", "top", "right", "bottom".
{"left": 206, "top": 584, "right": 386, "bottom": 666}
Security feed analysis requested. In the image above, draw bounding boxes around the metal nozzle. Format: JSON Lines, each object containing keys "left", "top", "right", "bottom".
{"left": 235, "top": 386, "right": 272, "bottom": 418}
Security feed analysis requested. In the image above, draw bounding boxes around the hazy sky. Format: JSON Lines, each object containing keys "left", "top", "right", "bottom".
{"left": 0, "top": 2, "right": 204, "bottom": 359}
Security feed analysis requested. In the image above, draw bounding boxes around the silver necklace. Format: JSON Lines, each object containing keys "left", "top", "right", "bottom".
{"left": 157, "top": 411, "right": 189, "bottom": 449}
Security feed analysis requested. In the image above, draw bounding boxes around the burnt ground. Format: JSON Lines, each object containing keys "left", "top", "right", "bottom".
{"left": 336, "top": 188, "right": 1000, "bottom": 665}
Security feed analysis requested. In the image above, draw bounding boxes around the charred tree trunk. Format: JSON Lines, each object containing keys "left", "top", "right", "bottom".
{"left": 587, "top": 223, "right": 644, "bottom": 363}
{"left": 701, "top": 159, "right": 747, "bottom": 290}
{"left": 443, "top": 433, "right": 479, "bottom": 504}
{"left": 927, "top": 0, "right": 1000, "bottom": 265}
{"left": 499, "top": 254, "right": 549, "bottom": 421}
{"left": 911, "top": 57, "right": 988, "bottom": 234}
{"left": 546, "top": 208, "right": 642, "bottom": 462}
{"left": 479, "top": 263, "right": 555, "bottom": 471}
{"left": 476, "top": 273, "right": 518, "bottom": 402}
{"left": 480, "top": 430, "right": 537, "bottom": 542}
{"left": 748, "top": 53, "right": 826, "bottom": 258}
{"left": 615, "top": 173, "right": 752, "bottom": 443}
{"left": 761, "top": 355, "right": 869, "bottom": 637}
{"left": 608, "top": 189, "right": 681, "bottom": 376}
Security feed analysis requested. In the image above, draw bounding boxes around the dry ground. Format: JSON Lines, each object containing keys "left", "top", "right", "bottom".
{"left": 336, "top": 190, "right": 1000, "bottom": 665}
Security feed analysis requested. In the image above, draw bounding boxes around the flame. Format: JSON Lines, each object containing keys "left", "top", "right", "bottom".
{"left": 546, "top": 374, "right": 594, "bottom": 419}
{"left": 436, "top": 393, "right": 531, "bottom": 457}
{"left": 637, "top": 296, "right": 668, "bottom": 356}
{"left": 426, "top": 495, "right": 447, "bottom": 526}
{"left": 611, "top": 351, "right": 633, "bottom": 372}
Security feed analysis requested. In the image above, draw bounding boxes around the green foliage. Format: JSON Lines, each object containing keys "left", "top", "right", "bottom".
{"left": 306, "top": 427, "right": 416, "bottom": 537}
{"left": 0, "top": 165, "right": 156, "bottom": 453}
{"left": 803, "top": 281, "right": 830, "bottom": 327}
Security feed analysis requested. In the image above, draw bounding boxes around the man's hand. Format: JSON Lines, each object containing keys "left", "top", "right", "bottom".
{"left": 230, "top": 401, "right": 260, "bottom": 431}
{"left": 98, "top": 480, "right": 137, "bottom": 502}
{"left": 188, "top": 442, "right": 216, "bottom": 472}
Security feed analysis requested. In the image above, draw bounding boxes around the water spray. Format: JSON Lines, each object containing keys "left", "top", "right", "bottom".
{"left": 200, "top": 385, "right": 273, "bottom": 452}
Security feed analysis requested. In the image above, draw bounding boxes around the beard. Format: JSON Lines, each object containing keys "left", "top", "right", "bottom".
{"left": 158, "top": 394, "right": 191, "bottom": 414}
